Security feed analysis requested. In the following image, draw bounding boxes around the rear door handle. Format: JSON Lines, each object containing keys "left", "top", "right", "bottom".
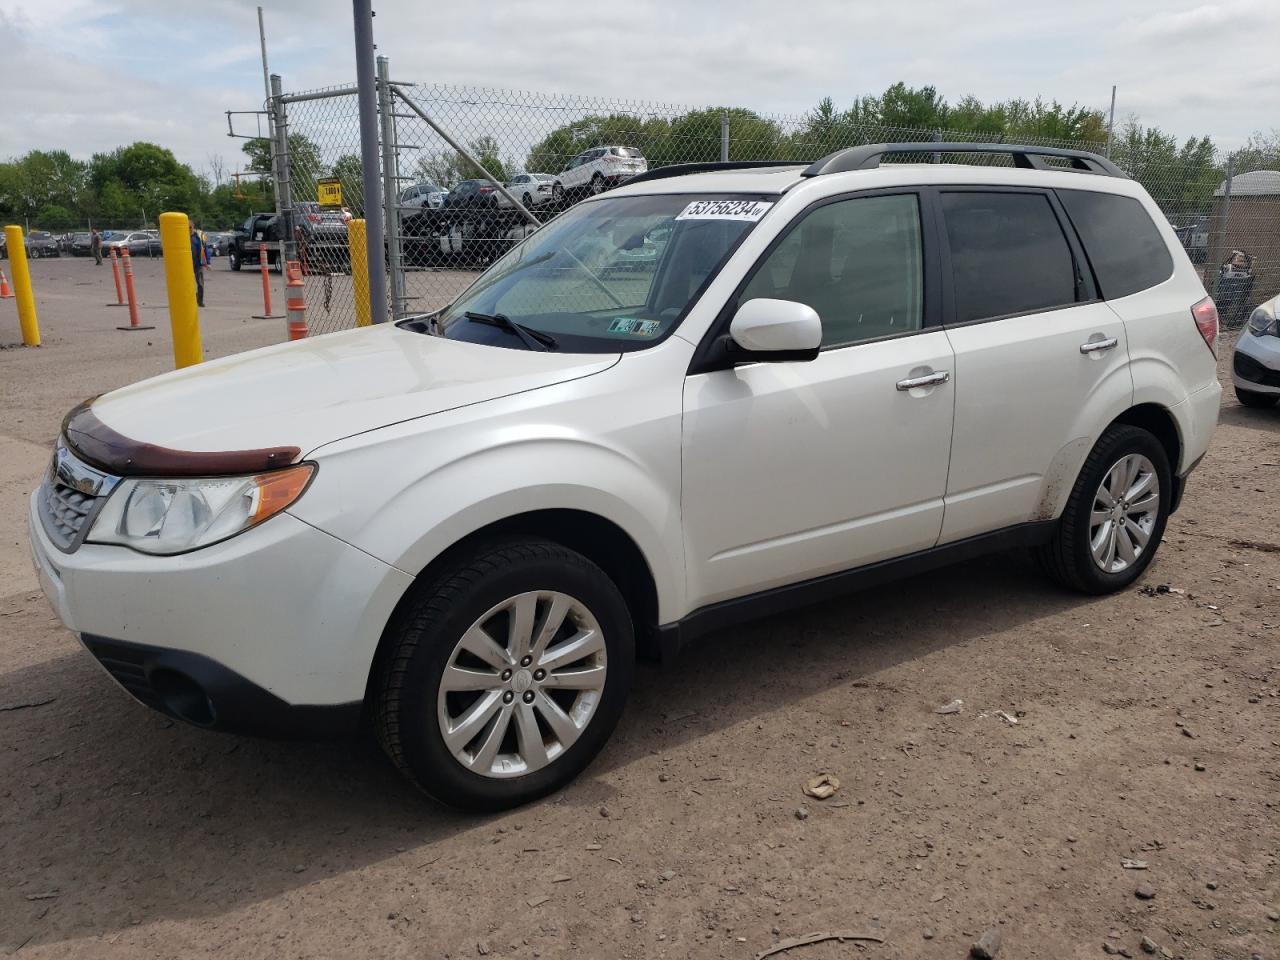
{"left": 1079, "top": 336, "right": 1119, "bottom": 354}
{"left": 896, "top": 370, "right": 951, "bottom": 391}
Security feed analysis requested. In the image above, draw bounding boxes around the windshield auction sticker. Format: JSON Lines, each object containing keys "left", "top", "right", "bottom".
{"left": 675, "top": 199, "right": 774, "bottom": 222}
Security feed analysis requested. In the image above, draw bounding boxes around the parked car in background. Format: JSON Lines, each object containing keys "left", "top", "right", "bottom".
{"left": 227, "top": 213, "right": 283, "bottom": 271}
{"left": 1173, "top": 218, "right": 1209, "bottom": 263}
{"left": 69, "top": 233, "right": 93, "bottom": 256}
{"left": 498, "top": 173, "right": 558, "bottom": 208}
{"left": 1232, "top": 294, "right": 1280, "bottom": 408}
{"left": 26, "top": 231, "right": 60, "bottom": 257}
{"left": 555, "top": 146, "right": 647, "bottom": 198}
{"left": 294, "top": 201, "right": 351, "bottom": 272}
{"left": 103, "top": 232, "right": 162, "bottom": 258}
{"left": 399, "top": 181, "right": 448, "bottom": 215}
{"left": 204, "top": 232, "right": 233, "bottom": 257}
{"left": 443, "top": 179, "right": 501, "bottom": 210}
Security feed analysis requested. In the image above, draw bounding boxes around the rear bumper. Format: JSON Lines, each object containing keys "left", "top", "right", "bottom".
{"left": 81, "top": 634, "right": 362, "bottom": 738}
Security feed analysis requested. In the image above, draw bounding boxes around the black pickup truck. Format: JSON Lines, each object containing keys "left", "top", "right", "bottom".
{"left": 227, "top": 213, "right": 283, "bottom": 271}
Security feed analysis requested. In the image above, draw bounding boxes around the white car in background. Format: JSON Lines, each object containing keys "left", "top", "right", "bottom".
{"left": 1232, "top": 294, "right": 1280, "bottom": 407}
{"left": 554, "top": 146, "right": 647, "bottom": 199}
{"left": 498, "top": 173, "right": 558, "bottom": 208}
{"left": 399, "top": 181, "right": 448, "bottom": 215}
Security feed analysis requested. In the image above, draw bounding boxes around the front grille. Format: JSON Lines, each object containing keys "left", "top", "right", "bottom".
{"left": 82, "top": 637, "right": 164, "bottom": 711}
{"left": 1234, "top": 350, "right": 1280, "bottom": 388}
{"left": 37, "top": 440, "right": 120, "bottom": 553}
{"left": 39, "top": 480, "right": 102, "bottom": 550}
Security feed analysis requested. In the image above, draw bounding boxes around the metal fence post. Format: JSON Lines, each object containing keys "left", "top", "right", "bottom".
{"left": 352, "top": 0, "right": 388, "bottom": 325}
{"left": 270, "top": 74, "right": 296, "bottom": 265}
{"left": 378, "top": 56, "right": 405, "bottom": 322}
{"left": 720, "top": 110, "right": 729, "bottom": 162}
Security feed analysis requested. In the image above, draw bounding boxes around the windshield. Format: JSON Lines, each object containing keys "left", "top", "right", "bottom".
{"left": 433, "top": 193, "right": 774, "bottom": 352}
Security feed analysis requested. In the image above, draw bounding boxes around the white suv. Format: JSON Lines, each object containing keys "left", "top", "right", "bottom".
{"left": 554, "top": 145, "right": 647, "bottom": 198}
{"left": 29, "top": 143, "right": 1221, "bottom": 810}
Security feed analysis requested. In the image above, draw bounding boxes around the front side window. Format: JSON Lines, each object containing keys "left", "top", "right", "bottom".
{"left": 740, "top": 194, "right": 924, "bottom": 347}
{"left": 941, "top": 191, "right": 1077, "bottom": 323}
{"left": 434, "top": 193, "right": 772, "bottom": 352}
{"left": 1058, "top": 189, "right": 1173, "bottom": 299}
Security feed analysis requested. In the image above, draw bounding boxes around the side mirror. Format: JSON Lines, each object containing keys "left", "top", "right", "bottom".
{"left": 725, "top": 298, "right": 822, "bottom": 363}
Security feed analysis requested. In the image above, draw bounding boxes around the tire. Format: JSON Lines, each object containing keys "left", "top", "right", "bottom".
{"left": 552, "top": 183, "right": 564, "bottom": 203}
{"left": 228, "top": 250, "right": 241, "bottom": 271}
{"left": 523, "top": 193, "right": 533, "bottom": 208}
{"left": 1038, "top": 424, "right": 1172, "bottom": 594}
{"left": 375, "top": 539, "right": 634, "bottom": 811}
{"left": 1236, "top": 386, "right": 1279, "bottom": 408}
{"left": 589, "top": 173, "right": 606, "bottom": 195}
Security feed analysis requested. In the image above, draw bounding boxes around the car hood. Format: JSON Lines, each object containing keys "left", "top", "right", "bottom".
{"left": 84, "top": 325, "right": 619, "bottom": 465}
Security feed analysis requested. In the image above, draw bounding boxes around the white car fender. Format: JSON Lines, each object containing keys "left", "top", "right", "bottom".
{"left": 290, "top": 343, "right": 690, "bottom": 623}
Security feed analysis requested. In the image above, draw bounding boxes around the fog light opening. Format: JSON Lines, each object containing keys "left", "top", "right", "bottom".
{"left": 150, "top": 668, "right": 216, "bottom": 726}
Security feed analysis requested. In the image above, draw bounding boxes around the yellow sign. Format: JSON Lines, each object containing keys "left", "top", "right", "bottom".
{"left": 317, "top": 178, "right": 343, "bottom": 208}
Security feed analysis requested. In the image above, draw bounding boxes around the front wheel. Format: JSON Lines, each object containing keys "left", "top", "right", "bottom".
{"left": 1236, "top": 386, "right": 1279, "bottom": 408}
{"left": 375, "top": 539, "right": 634, "bottom": 810}
{"left": 552, "top": 183, "right": 564, "bottom": 203}
{"left": 589, "top": 173, "right": 606, "bottom": 195}
{"left": 1039, "top": 424, "right": 1171, "bottom": 594}
{"left": 228, "top": 250, "right": 241, "bottom": 271}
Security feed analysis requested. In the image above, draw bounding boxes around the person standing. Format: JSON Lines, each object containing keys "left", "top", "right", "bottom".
{"left": 90, "top": 228, "right": 102, "bottom": 266}
{"left": 190, "top": 223, "right": 208, "bottom": 308}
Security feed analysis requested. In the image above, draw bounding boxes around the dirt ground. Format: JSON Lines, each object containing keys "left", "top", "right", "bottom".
{"left": 0, "top": 256, "right": 1277, "bottom": 960}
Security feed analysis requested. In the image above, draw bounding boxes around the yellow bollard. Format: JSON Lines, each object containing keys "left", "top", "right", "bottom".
{"left": 3, "top": 225, "right": 40, "bottom": 346}
{"left": 157, "top": 212, "right": 202, "bottom": 368}
{"left": 348, "top": 218, "right": 371, "bottom": 328}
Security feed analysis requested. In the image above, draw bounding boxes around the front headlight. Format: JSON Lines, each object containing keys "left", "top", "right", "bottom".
{"left": 87, "top": 463, "right": 315, "bottom": 555}
{"left": 1247, "top": 303, "right": 1278, "bottom": 337}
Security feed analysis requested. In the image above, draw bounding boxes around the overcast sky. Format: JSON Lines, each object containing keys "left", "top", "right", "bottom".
{"left": 1, "top": 0, "right": 1276, "bottom": 176}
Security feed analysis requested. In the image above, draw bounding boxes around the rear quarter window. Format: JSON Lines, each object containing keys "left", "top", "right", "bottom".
{"left": 1057, "top": 190, "right": 1174, "bottom": 299}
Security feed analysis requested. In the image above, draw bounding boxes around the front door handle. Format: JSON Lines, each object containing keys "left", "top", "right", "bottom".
{"left": 1079, "top": 336, "right": 1119, "bottom": 355}
{"left": 896, "top": 370, "right": 951, "bottom": 391}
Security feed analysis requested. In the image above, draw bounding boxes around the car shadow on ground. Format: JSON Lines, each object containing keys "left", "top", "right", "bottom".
{"left": 0, "top": 550, "right": 1090, "bottom": 948}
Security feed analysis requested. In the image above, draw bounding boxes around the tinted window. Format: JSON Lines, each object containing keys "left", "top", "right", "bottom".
{"left": 941, "top": 192, "right": 1077, "bottom": 323}
{"left": 1058, "top": 189, "right": 1173, "bottom": 299}
{"left": 741, "top": 194, "right": 923, "bottom": 347}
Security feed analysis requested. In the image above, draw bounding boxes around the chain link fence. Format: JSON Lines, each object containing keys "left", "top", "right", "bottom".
{"left": 268, "top": 68, "right": 1280, "bottom": 335}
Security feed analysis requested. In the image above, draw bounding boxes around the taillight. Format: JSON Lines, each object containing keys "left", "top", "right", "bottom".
{"left": 1192, "top": 296, "right": 1218, "bottom": 358}
{"left": 307, "top": 213, "right": 321, "bottom": 223}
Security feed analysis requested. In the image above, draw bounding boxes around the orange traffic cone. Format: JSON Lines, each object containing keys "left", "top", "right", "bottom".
{"left": 0, "top": 266, "right": 12, "bottom": 299}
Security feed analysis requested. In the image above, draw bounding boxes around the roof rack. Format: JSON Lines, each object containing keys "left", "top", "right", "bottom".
{"left": 623, "top": 160, "right": 803, "bottom": 187}
{"left": 802, "top": 143, "right": 1125, "bottom": 178}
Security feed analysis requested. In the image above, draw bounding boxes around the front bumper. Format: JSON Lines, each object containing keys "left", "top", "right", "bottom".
{"left": 1232, "top": 330, "right": 1280, "bottom": 394}
{"left": 29, "top": 492, "right": 414, "bottom": 737}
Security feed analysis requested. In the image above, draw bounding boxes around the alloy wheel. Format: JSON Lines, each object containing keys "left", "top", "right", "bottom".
{"left": 1089, "top": 453, "right": 1159, "bottom": 573}
{"left": 437, "top": 590, "right": 607, "bottom": 779}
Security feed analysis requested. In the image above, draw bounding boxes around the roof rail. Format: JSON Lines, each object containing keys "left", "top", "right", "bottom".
{"left": 623, "top": 160, "right": 803, "bottom": 187}
{"left": 802, "top": 143, "right": 1125, "bottom": 178}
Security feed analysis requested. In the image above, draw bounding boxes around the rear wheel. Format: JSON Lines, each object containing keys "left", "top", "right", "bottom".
{"left": 1236, "top": 386, "right": 1279, "bottom": 408}
{"left": 1039, "top": 424, "right": 1171, "bottom": 594}
{"left": 375, "top": 539, "right": 634, "bottom": 810}
{"left": 523, "top": 192, "right": 533, "bottom": 208}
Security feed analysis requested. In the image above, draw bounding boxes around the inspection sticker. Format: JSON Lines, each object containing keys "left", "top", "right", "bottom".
{"left": 675, "top": 199, "right": 774, "bottom": 222}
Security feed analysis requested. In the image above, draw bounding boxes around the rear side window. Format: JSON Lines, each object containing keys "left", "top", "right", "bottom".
{"left": 1058, "top": 190, "right": 1173, "bottom": 299}
{"left": 940, "top": 192, "right": 1077, "bottom": 323}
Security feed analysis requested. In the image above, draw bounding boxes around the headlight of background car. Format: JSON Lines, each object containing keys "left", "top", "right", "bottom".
{"left": 87, "top": 463, "right": 314, "bottom": 555}
{"left": 1247, "top": 302, "right": 1278, "bottom": 337}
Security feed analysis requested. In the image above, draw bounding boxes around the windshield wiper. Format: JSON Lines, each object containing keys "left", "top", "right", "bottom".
{"left": 463, "top": 311, "right": 558, "bottom": 351}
